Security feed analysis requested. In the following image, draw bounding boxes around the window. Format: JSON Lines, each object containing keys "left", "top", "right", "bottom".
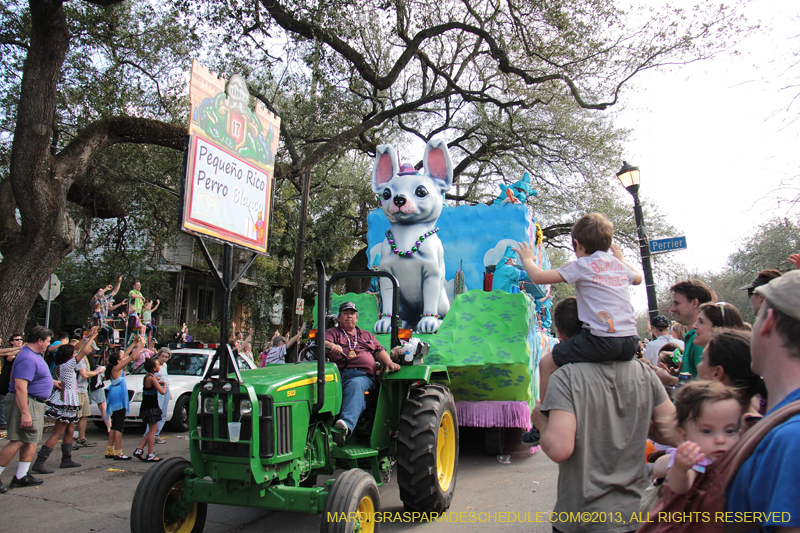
{"left": 197, "top": 287, "right": 214, "bottom": 321}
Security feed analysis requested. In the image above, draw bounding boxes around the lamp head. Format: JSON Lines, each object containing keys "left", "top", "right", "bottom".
{"left": 616, "top": 161, "right": 640, "bottom": 194}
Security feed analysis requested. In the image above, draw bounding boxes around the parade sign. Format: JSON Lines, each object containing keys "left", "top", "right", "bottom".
{"left": 181, "top": 60, "right": 280, "bottom": 254}
{"left": 649, "top": 236, "right": 687, "bottom": 255}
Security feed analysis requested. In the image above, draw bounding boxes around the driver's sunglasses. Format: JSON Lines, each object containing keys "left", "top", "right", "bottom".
{"left": 11, "top": 337, "right": 23, "bottom": 342}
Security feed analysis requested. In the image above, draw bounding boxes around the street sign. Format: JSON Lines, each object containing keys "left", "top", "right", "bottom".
{"left": 39, "top": 274, "right": 61, "bottom": 300}
{"left": 649, "top": 236, "right": 687, "bottom": 255}
{"left": 40, "top": 274, "right": 61, "bottom": 330}
{"left": 295, "top": 298, "right": 305, "bottom": 315}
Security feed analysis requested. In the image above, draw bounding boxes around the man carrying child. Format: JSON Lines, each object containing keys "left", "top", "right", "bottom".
{"left": 530, "top": 296, "right": 679, "bottom": 533}
{"left": 515, "top": 212, "right": 643, "bottom": 444}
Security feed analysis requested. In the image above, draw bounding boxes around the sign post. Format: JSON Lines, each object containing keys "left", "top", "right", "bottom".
{"left": 39, "top": 274, "right": 61, "bottom": 330}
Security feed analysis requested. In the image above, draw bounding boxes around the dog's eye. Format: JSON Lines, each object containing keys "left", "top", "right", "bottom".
{"left": 415, "top": 186, "right": 428, "bottom": 198}
{"left": 382, "top": 189, "right": 392, "bottom": 200}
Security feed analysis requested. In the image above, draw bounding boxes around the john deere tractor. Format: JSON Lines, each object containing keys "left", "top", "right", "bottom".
{"left": 130, "top": 262, "right": 458, "bottom": 533}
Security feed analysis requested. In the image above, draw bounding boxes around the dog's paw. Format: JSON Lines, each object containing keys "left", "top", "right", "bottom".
{"left": 374, "top": 317, "right": 393, "bottom": 334}
{"left": 416, "top": 316, "right": 442, "bottom": 334}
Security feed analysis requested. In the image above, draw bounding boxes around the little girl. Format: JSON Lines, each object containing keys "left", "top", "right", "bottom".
{"left": 31, "top": 328, "right": 99, "bottom": 473}
{"left": 133, "top": 357, "right": 166, "bottom": 462}
{"left": 104, "top": 337, "right": 144, "bottom": 460}
{"left": 643, "top": 381, "right": 742, "bottom": 511}
{"left": 141, "top": 299, "right": 159, "bottom": 348}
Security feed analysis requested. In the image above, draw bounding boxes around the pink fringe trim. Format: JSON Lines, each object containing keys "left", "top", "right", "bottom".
{"left": 455, "top": 401, "right": 532, "bottom": 430}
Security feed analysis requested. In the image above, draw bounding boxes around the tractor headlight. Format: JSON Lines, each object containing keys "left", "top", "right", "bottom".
{"left": 239, "top": 399, "right": 263, "bottom": 416}
{"left": 203, "top": 398, "right": 214, "bottom": 413}
{"left": 203, "top": 397, "right": 224, "bottom": 414}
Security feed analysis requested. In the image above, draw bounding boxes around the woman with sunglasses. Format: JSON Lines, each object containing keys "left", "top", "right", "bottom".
{"left": 0, "top": 335, "right": 25, "bottom": 430}
{"left": 691, "top": 301, "right": 746, "bottom": 349}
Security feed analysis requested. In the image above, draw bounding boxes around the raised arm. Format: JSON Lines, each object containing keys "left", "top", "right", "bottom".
{"left": 111, "top": 275, "right": 123, "bottom": 296}
{"left": 75, "top": 327, "right": 99, "bottom": 363}
{"left": 151, "top": 299, "right": 160, "bottom": 312}
{"left": 285, "top": 323, "right": 305, "bottom": 349}
{"left": 610, "top": 244, "right": 643, "bottom": 285}
{"left": 514, "top": 242, "right": 566, "bottom": 285}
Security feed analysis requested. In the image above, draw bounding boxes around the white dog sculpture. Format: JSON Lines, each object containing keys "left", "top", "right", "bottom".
{"left": 371, "top": 139, "right": 452, "bottom": 334}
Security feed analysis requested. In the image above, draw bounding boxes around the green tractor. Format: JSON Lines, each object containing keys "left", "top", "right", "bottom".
{"left": 130, "top": 262, "right": 459, "bottom": 533}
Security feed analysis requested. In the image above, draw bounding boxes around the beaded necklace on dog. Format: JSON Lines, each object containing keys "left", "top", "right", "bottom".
{"left": 385, "top": 228, "right": 439, "bottom": 257}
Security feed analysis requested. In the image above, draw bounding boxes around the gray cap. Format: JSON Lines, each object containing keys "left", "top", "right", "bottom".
{"left": 338, "top": 301, "right": 358, "bottom": 313}
{"left": 754, "top": 270, "right": 800, "bottom": 322}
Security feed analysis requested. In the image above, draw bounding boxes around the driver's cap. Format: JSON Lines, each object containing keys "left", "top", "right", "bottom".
{"left": 338, "top": 302, "right": 358, "bottom": 313}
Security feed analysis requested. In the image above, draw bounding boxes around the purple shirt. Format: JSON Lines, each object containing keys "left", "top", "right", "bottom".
{"left": 325, "top": 327, "right": 385, "bottom": 376}
{"left": 9, "top": 345, "right": 54, "bottom": 399}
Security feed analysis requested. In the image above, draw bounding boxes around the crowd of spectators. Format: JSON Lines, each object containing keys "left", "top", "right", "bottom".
{"left": 2, "top": 249, "right": 799, "bottom": 533}
{"left": 532, "top": 252, "right": 800, "bottom": 532}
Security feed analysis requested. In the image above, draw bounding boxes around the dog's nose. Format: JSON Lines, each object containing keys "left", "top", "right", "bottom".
{"left": 394, "top": 196, "right": 406, "bottom": 207}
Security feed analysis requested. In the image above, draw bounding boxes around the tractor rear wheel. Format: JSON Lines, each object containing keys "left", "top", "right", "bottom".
{"left": 131, "top": 457, "right": 207, "bottom": 533}
{"left": 320, "top": 469, "right": 380, "bottom": 533}
{"left": 396, "top": 384, "right": 458, "bottom": 513}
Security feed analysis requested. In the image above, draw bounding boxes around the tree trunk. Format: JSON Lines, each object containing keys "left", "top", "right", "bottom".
{"left": 0, "top": 0, "right": 73, "bottom": 340}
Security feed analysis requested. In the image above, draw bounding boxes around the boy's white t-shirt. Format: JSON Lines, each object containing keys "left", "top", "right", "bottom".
{"left": 557, "top": 250, "right": 638, "bottom": 337}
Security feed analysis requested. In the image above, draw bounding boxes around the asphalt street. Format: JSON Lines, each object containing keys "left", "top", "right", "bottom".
{"left": 0, "top": 425, "right": 559, "bottom": 532}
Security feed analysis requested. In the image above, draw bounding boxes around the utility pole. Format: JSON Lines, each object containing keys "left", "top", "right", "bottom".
{"left": 289, "top": 173, "right": 310, "bottom": 362}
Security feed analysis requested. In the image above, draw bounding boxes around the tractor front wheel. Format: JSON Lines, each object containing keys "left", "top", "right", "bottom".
{"left": 396, "top": 383, "right": 458, "bottom": 513}
{"left": 320, "top": 469, "right": 380, "bottom": 533}
{"left": 131, "top": 457, "right": 207, "bottom": 533}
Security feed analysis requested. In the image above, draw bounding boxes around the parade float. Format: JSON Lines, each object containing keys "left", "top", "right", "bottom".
{"left": 329, "top": 148, "right": 558, "bottom": 454}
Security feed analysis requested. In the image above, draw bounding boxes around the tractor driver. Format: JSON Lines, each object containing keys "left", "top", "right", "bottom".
{"left": 323, "top": 302, "right": 400, "bottom": 437}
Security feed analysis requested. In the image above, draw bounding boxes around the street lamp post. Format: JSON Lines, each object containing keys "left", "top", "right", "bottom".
{"left": 616, "top": 161, "right": 659, "bottom": 323}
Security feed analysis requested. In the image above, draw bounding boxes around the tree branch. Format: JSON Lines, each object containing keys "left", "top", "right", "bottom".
{"left": 54, "top": 116, "right": 184, "bottom": 182}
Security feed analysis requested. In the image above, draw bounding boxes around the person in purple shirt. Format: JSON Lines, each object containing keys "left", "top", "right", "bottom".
{"left": 323, "top": 302, "right": 399, "bottom": 438}
{"left": 0, "top": 326, "right": 63, "bottom": 493}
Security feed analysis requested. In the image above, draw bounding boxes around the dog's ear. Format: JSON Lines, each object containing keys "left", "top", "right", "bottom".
{"left": 372, "top": 145, "right": 399, "bottom": 193}
{"left": 423, "top": 138, "right": 453, "bottom": 193}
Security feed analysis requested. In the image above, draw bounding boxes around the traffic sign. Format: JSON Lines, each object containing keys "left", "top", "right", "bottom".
{"left": 39, "top": 274, "right": 61, "bottom": 300}
{"left": 649, "top": 236, "right": 687, "bottom": 255}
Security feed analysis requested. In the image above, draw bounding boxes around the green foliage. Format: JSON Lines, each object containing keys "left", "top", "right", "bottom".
{"left": 0, "top": 0, "right": 751, "bottom": 339}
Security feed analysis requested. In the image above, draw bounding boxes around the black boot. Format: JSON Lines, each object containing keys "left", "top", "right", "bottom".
{"left": 30, "top": 445, "right": 55, "bottom": 474}
{"left": 60, "top": 443, "right": 81, "bottom": 468}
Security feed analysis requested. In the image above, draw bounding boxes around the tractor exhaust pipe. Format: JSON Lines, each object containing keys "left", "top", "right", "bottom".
{"left": 312, "top": 259, "right": 326, "bottom": 415}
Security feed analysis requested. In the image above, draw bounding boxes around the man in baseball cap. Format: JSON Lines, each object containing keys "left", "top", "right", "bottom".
{"left": 727, "top": 270, "right": 800, "bottom": 524}
{"left": 740, "top": 269, "right": 782, "bottom": 315}
{"left": 643, "top": 315, "right": 684, "bottom": 367}
{"left": 324, "top": 300, "right": 398, "bottom": 440}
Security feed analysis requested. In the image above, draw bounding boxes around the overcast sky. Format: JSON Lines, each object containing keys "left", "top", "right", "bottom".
{"left": 615, "top": 0, "right": 798, "bottom": 278}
